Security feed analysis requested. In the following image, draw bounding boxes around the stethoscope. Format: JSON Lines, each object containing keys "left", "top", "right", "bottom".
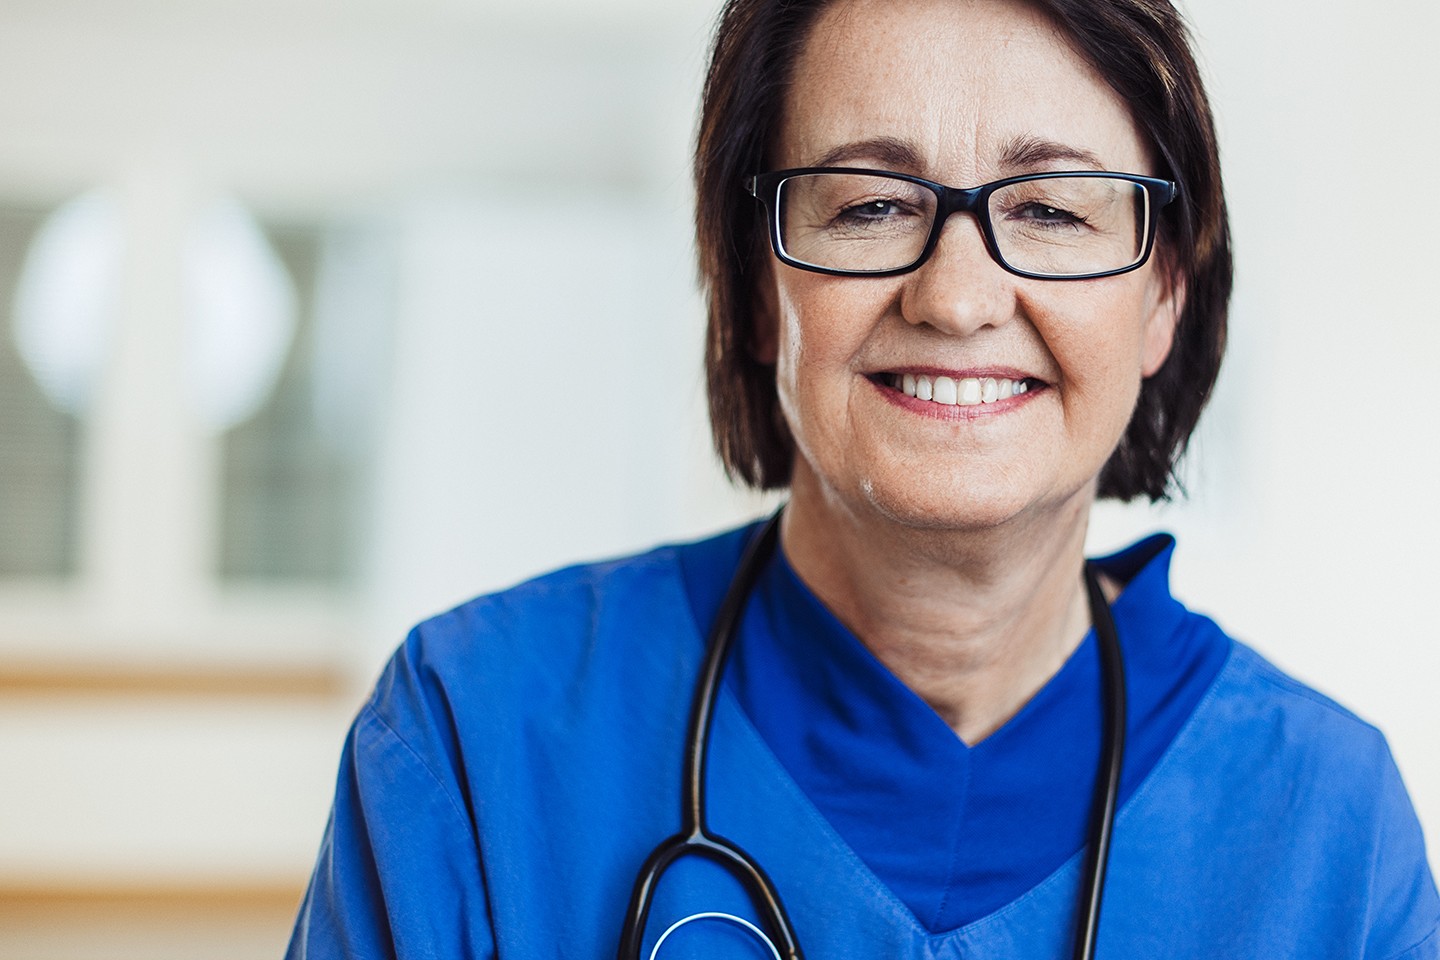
{"left": 618, "top": 511, "right": 1128, "bottom": 960}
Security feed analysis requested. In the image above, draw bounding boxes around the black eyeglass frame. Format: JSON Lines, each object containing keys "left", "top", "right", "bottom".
{"left": 746, "top": 167, "right": 1179, "bottom": 281}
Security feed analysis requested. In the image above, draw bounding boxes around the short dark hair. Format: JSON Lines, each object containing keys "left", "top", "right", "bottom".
{"left": 695, "top": 0, "right": 1232, "bottom": 502}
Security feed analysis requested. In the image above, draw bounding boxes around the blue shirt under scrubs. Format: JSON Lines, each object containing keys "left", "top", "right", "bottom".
{"left": 288, "top": 523, "right": 1440, "bottom": 959}
{"left": 708, "top": 532, "right": 1230, "bottom": 933}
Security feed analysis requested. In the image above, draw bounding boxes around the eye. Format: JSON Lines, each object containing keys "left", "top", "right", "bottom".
{"left": 783, "top": 173, "right": 933, "bottom": 243}
{"left": 836, "top": 197, "right": 913, "bottom": 224}
{"left": 1012, "top": 202, "right": 1086, "bottom": 226}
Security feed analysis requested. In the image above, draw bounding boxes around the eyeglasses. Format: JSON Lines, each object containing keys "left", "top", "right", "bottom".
{"left": 746, "top": 167, "right": 1178, "bottom": 280}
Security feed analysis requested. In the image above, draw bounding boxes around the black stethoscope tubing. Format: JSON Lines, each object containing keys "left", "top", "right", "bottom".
{"left": 618, "top": 511, "right": 1127, "bottom": 960}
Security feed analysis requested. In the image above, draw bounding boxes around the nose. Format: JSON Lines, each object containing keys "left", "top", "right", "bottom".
{"left": 898, "top": 212, "right": 1016, "bottom": 337}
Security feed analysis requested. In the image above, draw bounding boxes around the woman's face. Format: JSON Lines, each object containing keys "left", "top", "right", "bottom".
{"left": 757, "top": 0, "right": 1182, "bottom": 533}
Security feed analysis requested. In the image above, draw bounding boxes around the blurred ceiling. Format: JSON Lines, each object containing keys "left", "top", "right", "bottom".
{"left": 0, "top": 0, "right": 721, "bottom": 207}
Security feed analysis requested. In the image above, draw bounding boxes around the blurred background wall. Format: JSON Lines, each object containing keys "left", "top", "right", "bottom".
{"left": 0, "top": 0, "right": 1434, "bottom": 955}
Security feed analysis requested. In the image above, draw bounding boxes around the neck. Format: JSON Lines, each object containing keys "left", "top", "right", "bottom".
{"left": 781, "top": 468, "right": 1098, "bottom": 745}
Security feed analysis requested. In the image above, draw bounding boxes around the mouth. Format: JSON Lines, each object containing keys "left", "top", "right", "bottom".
{"left": 869, "top": 371, "right": 1047, "bottom": 408}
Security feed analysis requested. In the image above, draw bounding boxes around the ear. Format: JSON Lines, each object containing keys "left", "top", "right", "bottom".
{"left": 1140, "top": 262, "right": 1186, "bottom": 378}
{"left": 749, "top": 255, "right": 780, "bottom": 364}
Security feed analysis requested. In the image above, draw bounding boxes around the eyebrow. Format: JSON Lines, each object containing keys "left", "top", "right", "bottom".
{"left": 998, "top": 135, "right": 1106, "bottom": 171}
{"left": 806, "top": 134, "right": 1109, "bottom": 175}
{"left": 810, "top": 137, "right": 923, "bottom": 170}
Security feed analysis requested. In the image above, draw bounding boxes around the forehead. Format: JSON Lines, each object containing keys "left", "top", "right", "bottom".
{"left": 778, "top": 0, "right": 1151, "bottom": 179}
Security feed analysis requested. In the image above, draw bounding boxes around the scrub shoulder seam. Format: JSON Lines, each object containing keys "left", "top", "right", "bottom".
{"left": 1230, "top": 642, "right": 1381, "bottom": 736}
{"left": 357, "top": 702, "right": 476, "bottom": 835}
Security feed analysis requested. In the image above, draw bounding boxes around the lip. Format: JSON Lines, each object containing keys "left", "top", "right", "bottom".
{"left": 876, "top": 364, "right": 1041, "bottom": 382}
{"left": 865, "top": 368, "right": 1048, "bottom": 419}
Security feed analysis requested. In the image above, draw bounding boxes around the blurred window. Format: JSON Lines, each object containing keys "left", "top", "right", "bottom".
{"left": 0, "top": 205, "right": 82, "bottom": 578}
{"left": 218, "top": 220, "right": 369, "bottom": 586}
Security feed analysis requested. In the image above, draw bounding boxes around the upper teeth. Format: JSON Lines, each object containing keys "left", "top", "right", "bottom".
{"left": 898, "top": 374, "right": 1029, "bottom": 405}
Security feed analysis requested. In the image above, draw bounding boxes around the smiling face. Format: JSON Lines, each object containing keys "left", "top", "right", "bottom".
{"left": 757, "top": 0, "right": 1183, "bottom": 534}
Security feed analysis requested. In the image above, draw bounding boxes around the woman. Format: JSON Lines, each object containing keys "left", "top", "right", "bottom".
{"left": 288, "top": 0, "right": 1439, "bottom": 956}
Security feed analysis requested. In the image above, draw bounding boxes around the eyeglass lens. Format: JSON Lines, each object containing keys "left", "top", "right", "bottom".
{"left": 777, "top": 172, "right": 1151, "bottom": 277}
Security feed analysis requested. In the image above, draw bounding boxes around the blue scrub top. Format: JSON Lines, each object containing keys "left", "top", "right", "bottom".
{"left": 287, "top": 523, "right": 1440, "bottom": 959}
{"left": 705, "top": 532, "right": 1230, "bottom": 932}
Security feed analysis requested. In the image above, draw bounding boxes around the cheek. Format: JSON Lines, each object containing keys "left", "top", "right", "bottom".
{"left": 771, "top": 278, "right": 898, "bottom": 465}
{"left": 773, "top": 278, "right": 889, "bottom": 383}
{"left": 771, "top": 290, "right": 822, "bottom": 433}
{"left": 1040, "top": 286, "right": 1154, "bottom": 421}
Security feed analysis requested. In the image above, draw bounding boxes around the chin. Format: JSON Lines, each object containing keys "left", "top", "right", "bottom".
{"left": 859, "top": 478, "right": 1045, "bottom": 534}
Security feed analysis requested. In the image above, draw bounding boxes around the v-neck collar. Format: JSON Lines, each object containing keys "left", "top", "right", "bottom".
{"left": 691, "top": 528, "right": 1228, "bottom": 932}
